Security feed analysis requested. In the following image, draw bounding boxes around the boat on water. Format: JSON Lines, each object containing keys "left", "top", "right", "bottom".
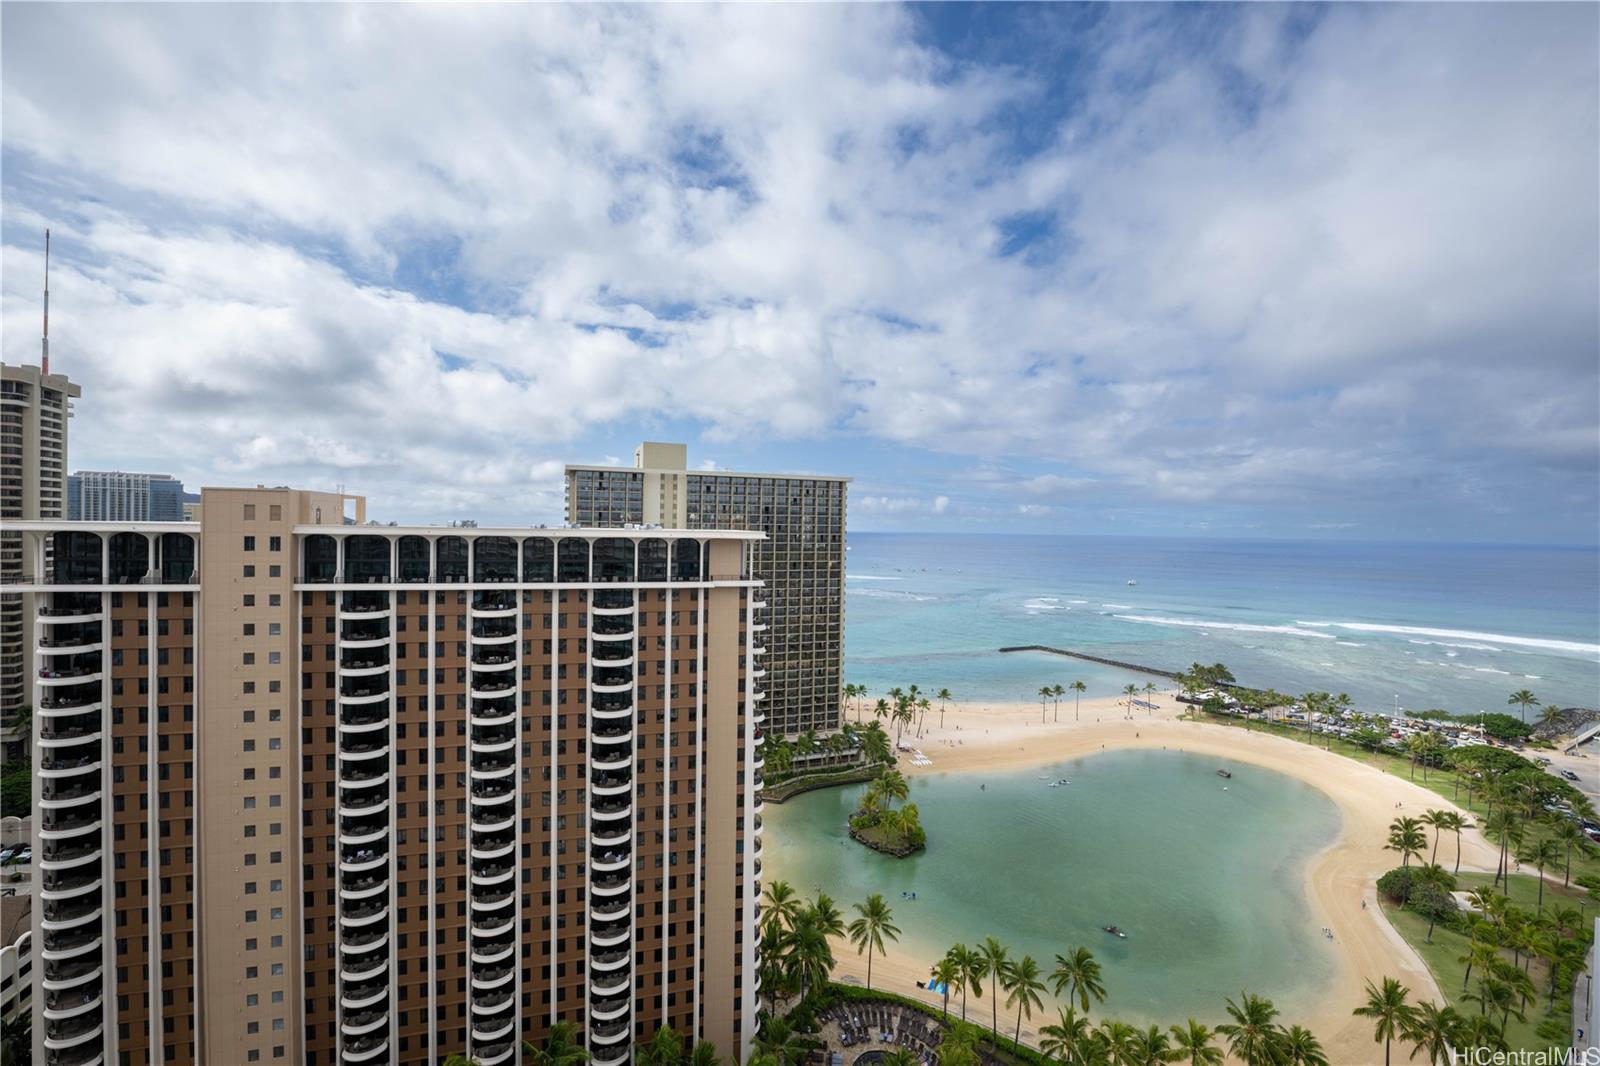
{"left": 1216, "top": 769, "right": 1232, "bottom": 779}
{"left": 1102, "top": 925, "right": 1128, "bottom": 939}
{"left": 1126, "top": 579, "right": 1138, "bottom": 586}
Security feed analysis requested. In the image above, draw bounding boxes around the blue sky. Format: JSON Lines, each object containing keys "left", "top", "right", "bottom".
{"left": 2, "top": 3, "right": 1596, "bottom": 541}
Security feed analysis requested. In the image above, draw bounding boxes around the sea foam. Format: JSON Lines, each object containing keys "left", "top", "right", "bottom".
{"left": 1303, "top": 622, "right": 1600, "bottom": 659}
{"left": 1115, "top": 615, "right": 1337, "bottom": 640}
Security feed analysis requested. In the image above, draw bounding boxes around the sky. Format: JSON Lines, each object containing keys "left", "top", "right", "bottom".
{"left": 2, "top": 3, "right": 1596, "bottom": 542}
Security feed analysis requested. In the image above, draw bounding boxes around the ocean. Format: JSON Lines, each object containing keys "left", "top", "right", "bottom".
{"left": 843, "top": 533, "right": 1600, "bottom": 716}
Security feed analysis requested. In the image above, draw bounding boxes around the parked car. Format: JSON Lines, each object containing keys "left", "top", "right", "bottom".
{"left": 1560, "top": 769, "right": 1581, "bottom": 782}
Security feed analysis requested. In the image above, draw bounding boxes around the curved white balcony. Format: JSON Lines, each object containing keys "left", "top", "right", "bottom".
{"left": 470, "top": 733, "right": 516, "bottom": 754}
{"left": 590, "top": 950, "right": 628, "bottom": 972}
{"left": 470, "top": 866, "right": 515, "bottom": 888}
{"left": 591, "top": 851, "right": 630, "bottom": 874}
{"left": 470, "top": 838, "right": 515, "bottom": 862}
{"left": 339, "top": 877, "right": 387, "bottom": 903}
{"left": 478, "top": 1043, "right": 516, "bottom": 1066}
{"left": 590, "top": 604, "right": 634, "bottom": 617}
{"left": 39, "top": 934, "right": 99, "bottom": 964}
{"left": 473, "top": 992, "right": 515, "bottom": 1016}
{"left": 341, "top": 1012, "right": 388, "bottom": 1037}
{"left": 590, "top": 629, "right": 633, "bottom": 643}
{"left": 340, "top": 770, "right": 392, "bottom": 790}
{"left": 340, "top": 932, "right": 390, "bottom": 956}
{"left": 591, "top": 902, "right": 629, "bottom": 924}
{"left": 338, "top": 662, "right": 389, "bottom": 678}
{"left": 342, "top": 634, "right": 390, "bottom": 650}
{"left": 469, "top": 603, "right": 519, "bottom": 619}
{"left": 37, "top": 609, "right": 104, "bottom": 626}
{"left": 38, "top": 701, "right": 103, "bottom": 719}
{"left": 590, "top": 726, "right": 633, "bottom": 746}
{"left": 589, "top": 653, "right": 634, "bottom": 669}
{"left": 470, "top": 710, "right": 515, "bottom": 728}
{"left": 341, "top": 958, "right": 387, "bottom": 983}
{"left": 40, "top": 877, "right": 102, "bottom": 903}
{"left": 469, "top": 786, "right": 513, "bottom": 807}
{"left": 591, "top": 828, "right": 629, "bottom": 849}
{"left": 472, "top": 914, "right": 515, "bottom": 938}
{"left": 471, "top": 631, "right": 517, "bottom": 646}
{"left": 470, "top": 967, "right": 514, "bottom": 991}
{"left": 470, "top": 685, "right": 516, "bottom": 702}
{"left": 590, "top": 925, "right": 629, "bottom": 949}
{"left": 41, "top": 992, "right": 101, "bottom": 1021}
{"left": 339, "top": 690, "right": 389, "bottom": 707}
{"left": 751, "top": 645, "right": 767, "bottom": 657}
{"left": 40, "top": 962, "right": 102, "bottom": 991}
{"left": 590, "top": 778, "right": 629, "bottom": 798}
{"left": 590, "top": 702, "right": 632, "bottom": 720}
{"left": 343, "top": 1038, "right": 390, "bottom": 1062}
{"left": 590, "top": 998, "right": 629, "bottom": 1023}
{"left": 751, "top": 599, "right": 768, "bottom": 609}
{"left": 590, "top": 803, "right": 631, "bottom": 822}
{"left": 39, "top": 907, "right": 101, "bottom": 936}
{"left": 473, "top": 1018, "right": 517, "bottom": 1043}
{"left": 37, "top": 729, "right": 103, "bottom": 750}
{"left": 752, "top": 622, "right": 768, "bottom": 632}
{"left": 594, "top": 1049, "right": 630, "bottom": 1066}
{"left": 752, "top": 796, "right": 765, "bottom": 814}
{"left": 39, "top": 789, "right": 101, "bottom": 812}
{"left": 590, "top": 752, "right": 630, "bottom": 772}
{"left": 36, "top": 641, "right": 103, "bottom": 657}
{"left": 39, "top": 760, "right": 102, "bottom": 781}
{"left": 339, "top": 744, "right": 390, "bottom": 763}
{"left": 338, "top": 717, "right": 387, "bottom": 737}
{"left": 39, "top": 847, "right": 99, "bottom": 873}
{"left": 43, "top": 1021, "right": 103, "bottom": 1051}
{"left": 341, "top": 985, "right": 388, "bottom": 1011}
{"left": 470, "top": 813, "right": 515, "bottom": 835}
{"left": 752, "top": 668, "right": 767, "bottom": 679}
{"left": 751, "top": 689, "right": 766, "bottom": 701}
{"left": 590, "top": 878, "right": 630, "bottom": 900}
{"left": 339, "top": 852, "right": 388, "bottom": 874}
{"left": 471, "top": 941, "right": 515, "bottom": 966}
{"left": 751, "top": 753, "right": 764, "bottom": 772}
{"left": 591, "top": 679, "right": 632, "bottom": 695}
{"left": 469, "top": 762, "right": 515, "bottom": 782}
{"left": 337, "top": 606, "right": 392, "bottom": 622}
{"left": 341, "top": 906, "right": 388, "bottom": 930}
{"left": 471, "top": 657, "right": 517, "bottom": 673}
{"left": 592, "top": 1024, "right": 631, "bottom": 1047}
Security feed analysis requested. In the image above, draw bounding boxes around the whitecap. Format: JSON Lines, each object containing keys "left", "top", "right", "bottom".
{"left": 1102, "top": 603, "right": 1134, "bottom": 610}
{"left": 1302, "top": 622, "right": 1600, "bottom": 658}
{"left": 1524, "top": 675, "right": 1541, "bottom": 680}
{"left": 1114, "top": 614, "right": 1338, "bottom": 640}
{"left": 1023, "top": 598, "right": 1065, "bottom": 612}
{"left": 847, "top": 575, "right": 903, "bottom": 582}
{"left": 1068, "top": 600, "right": 1089, "bottom": 605}
{"left": 1470, "top": 666, "right": 1511, "bottom": 675}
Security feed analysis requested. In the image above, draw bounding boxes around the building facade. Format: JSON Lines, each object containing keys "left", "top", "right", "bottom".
{"left": 11, "top": 486, "right": 766, "bottom": 1066}
{"left": 1, "top": 363, "right": 81, "bottom": 765}
{"left": 67, "top": 472, "right": 186, "bottom": 523}
{"left": 566, "top": 443, "right": 846, "bottom": 739}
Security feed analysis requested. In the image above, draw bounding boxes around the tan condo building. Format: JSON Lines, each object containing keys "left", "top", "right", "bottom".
{"left": 566, "top": 443, "right": 846, "bottom": 740}
{"left": 10, "top": 485, "right": 767, "bottom": 1066}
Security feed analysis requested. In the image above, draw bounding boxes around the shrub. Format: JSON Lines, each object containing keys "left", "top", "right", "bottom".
{"left": 1408, "top": 883, "right": 1458, "bottom": 925}
{"left": 1377, "top": 867, "right": 1416, "bottom": 904}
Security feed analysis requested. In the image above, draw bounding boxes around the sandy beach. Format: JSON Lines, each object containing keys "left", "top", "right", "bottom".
{"left": 817, "top": 691, "right": 1501, "bottom": 1065}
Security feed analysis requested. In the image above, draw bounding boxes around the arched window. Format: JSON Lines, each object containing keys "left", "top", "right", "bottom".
{"left": 51, "top": 531, "right": 102, "bottom": 584}
{"left": 345, "top": 536, "right": 391, "bottom": 584}
{"left": 303, "top": 535, "right": 337, "bottom": 583}
{"left": 672, "top": 539, "right": 702, "bottom": 582}
{"left": 158, "top": 533, "right": 196, "bottom": 583}
{"left": 398, "top": 536, "right": 430, "bottom": 582}
{"left": 592, "top": 539, "right": 634, "bottom": 583}
{"left": 108, "top": 532, "right": 149, "bottom": 583}
{"left": 638, "top": 539, "right": 669, "bottom": 583}
{"left": 474, "top": 537, "right": 517, "bottom": 582}
{"left": 436, "top": 537, "right": 468, "bottom": 583}
{"left": 523, "top": 539, "right": 554, "bottom": 583}
{"left": 557, "top": 539, "right": 589, "bottom": 583}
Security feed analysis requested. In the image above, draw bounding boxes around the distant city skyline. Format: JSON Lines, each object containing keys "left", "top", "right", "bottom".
{"left": 1, "top": 4, "right": 1595, "bottom": 543}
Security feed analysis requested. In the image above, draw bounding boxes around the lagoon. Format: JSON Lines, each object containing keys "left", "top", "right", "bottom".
{"left": 763, "top": 748, "right": 1343, "bottom": 1025}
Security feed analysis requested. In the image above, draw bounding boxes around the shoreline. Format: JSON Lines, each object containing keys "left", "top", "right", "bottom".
{"left": 806, "top": 693, "right": 1501, "bottom": 1063}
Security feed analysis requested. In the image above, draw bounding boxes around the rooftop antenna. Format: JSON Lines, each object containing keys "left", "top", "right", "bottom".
{"left": 41, "top": 228, "right": 50, "bottom": 375}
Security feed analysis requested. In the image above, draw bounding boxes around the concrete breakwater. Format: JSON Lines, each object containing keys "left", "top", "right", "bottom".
{"left": 998, "top": 644, "right": 1197, "bottom": 683}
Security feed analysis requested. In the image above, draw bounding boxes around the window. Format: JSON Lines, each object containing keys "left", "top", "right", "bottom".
{"left": 243, "top": 565, "right": 255, "bottom": 578}
{"left": 244, "top": 536, "right": 256, "bottom": 551}
{"left": 244, "top": 505, "right": 256, "bottom": 520}
{"left": 269, "top": 536, "right": 281, "bottom": 552}
{"left": 243, "top": 595, "right": 255, "bottom": 607}
{"left": 269, "top": 504, "right": 282, "bottom": 521}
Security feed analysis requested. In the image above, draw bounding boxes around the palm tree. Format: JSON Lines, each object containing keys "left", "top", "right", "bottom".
{"left": 636, "top": 1027, "right": 686, "bottom": 1066}
{"left": 1506, "top": 689, "right": 1539, "bottom": 724}
{"left": 1070, "top": 680, "right": 1086, "bottom": 721}
{"left": 1039, "top": 686, "right": 1053, "bottom": 723}
{"left": 1097, "top": 1020, "right": 1138, "bottom": 1066}
{"left": 937, "top": 687, "right": 953, "bottom": 729}
{"left": 1167, "top": 1019, "right": 1222, "bottom": 1066}
{"left": 1002, "top": 954, "right": 1047, "bottom": 1052}
{"left": 442, "top": 1056, "right": 480, "bottom": 1066}
{"left": 1121, "top": 683, "right": 1138, "bottom": 718}
{"left": 1484, "top": 807, "right": 1522, "bottom": 888}
{"left": 1418, "top": 809, "right": 1450, "bottom": 865}
{"left": 1386, "top": 816, "right": 1426, "bottom": 869}
{"left": 951, "top": 943, "right": 986, "bottom": 1024}
{"left": 762, "top": 880, "right": 802, "bottom": 935}
{"left": 1552, "top": 818, "right": 1596, "bottom": 887}
{"left": 785, "top": 911, "right": 835, "bottom": 998}
{"left": 1351, "top": 977, "right": 1416, "bottom": 1066}
{"left": 751, "top": 1015, "right": 817, "bottom": 1066}
{"left": 979, "top": 936, "right": 1010, "bottom": 1041}
{"left": 1404, "top": 1002, "right": 1461, "bottom": 1066}
{"left": 688, "top": 1042, "right": 722, "bottom": 1066}
{"left": 524, "top": 1021, "right": 589, "bottom": 1066}
{"left": 930, "top": 955, "right": 959, "bottom": 1020}
{"left": 1050, "top": 946, "right": 1107, "bottom": 1014}
{"left": 1127, "top": 1025, "right": 1172, "bottom": 1066}
{"left": 846, "top": 893, "right": 900, "bottom": 990}
{"left": 1, "top": 1009, "right": 31, "bottom": 1066}
{"left": 1518, "top": 837, "right": 1563, "bottom": 912}
{"left": 808, "top": 892, "right": 845, "bottom": 940}
{"left": 1142, "top": 681, "right": 1156, "bottom": 714}
{"left": 1050, "top": 683, "right": 1064, "bottom": 722}
{"left": 1438, "top": 811, "right": 1469, "bottom": 875}
{"left": 1278, "top": 1025, "right": 1328, "bottom": 1066}
{"left": 1040, "top": 1007, "right": 1094, "bottom": 1065}
{"left": 844, "top": 683, "right": 863, "bottom": 722}
{"left": 1459, "top": 936, "right": 1501, "bottom": 993}
{"left": 1216, "top": 992, "right": 1284, "bottom": 1066}
{"left": 859, "top": 720, "right": 891, "bottom": 765}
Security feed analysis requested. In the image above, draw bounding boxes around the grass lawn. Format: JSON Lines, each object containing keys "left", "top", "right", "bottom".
{"left": 1380, "top": 872, "right": 1586, "bottom": 1053}
{"left": 1187, "top": 712, "right": 1600, "bottom": 885}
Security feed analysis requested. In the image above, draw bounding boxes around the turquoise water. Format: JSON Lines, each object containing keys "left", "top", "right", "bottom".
{"left": 764, "top": 748, "right": 1342, "bottom": 1024}
{"left": 845, "top": 534, "right": 1600, "bottom": 714}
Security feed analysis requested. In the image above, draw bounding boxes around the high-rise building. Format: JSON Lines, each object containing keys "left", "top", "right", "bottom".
{"left": 67, "top": 471, "right": 186, "bottom": 522}
{"left": 12, "top": 486, "right": 766, "bottom": 1066}
{"left": 1, "top": 363, "right": 81, "bottom": 765}
{"left": 566, "top": 443, "right": 846, "bottom": 738}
